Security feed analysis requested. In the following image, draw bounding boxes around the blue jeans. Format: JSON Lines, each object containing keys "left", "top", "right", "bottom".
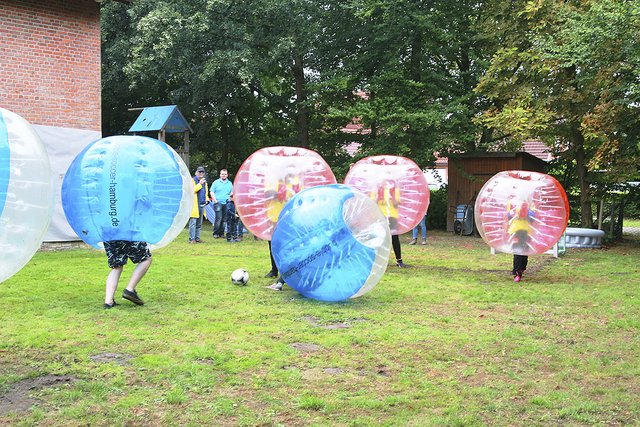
{"left": 225, "top": 203, "right": 237, "bottom": 240}
{"left": 412, "top": 216, "right": 426, "bottom": 240}
{"left": 237, "top": 220, "right": 245, "bottom": 238}
{"left": 213, "top": 202, "right": 227, "bottom": 237}
{"left": 189, "top": 206, "right": 204, "bottom": 241}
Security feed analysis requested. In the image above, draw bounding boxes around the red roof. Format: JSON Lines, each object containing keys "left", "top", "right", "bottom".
{"left": 522, "top": 140, "right": 553, "bottom": 161}
{"left": 341, "top": 92, "right": 552, "bottom": 164}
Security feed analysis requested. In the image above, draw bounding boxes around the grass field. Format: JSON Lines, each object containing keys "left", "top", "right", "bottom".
{"left": 0, "top": 225, "right": 639, "bottom": 426}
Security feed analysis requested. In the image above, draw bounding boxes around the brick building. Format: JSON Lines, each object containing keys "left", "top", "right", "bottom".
{"left": 0, "top": 0, "right": 126, "bottom": 241}
{"left": 0, "top": 0, "right": 102, "bottom": 130}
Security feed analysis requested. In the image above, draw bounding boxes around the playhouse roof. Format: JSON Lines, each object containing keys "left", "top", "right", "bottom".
{"left": 129, "top": 105, "right": 192, "bottom": 133}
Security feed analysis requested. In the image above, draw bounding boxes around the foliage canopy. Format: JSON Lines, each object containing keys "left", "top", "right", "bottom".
{"left": 101, "top": 0, "right": 639, "bottom": 226}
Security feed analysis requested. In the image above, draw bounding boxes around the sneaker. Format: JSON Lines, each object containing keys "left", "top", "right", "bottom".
{"left": 122, "top": 288, "right": 144, "bottom": 305}
{"left": 189, "top": 240, "right": 196, "bottom": 244}
{"left": 213, "top": 235, "right": 220, "bottom": 239}
{"left": 266, "top": 282, "right": 283, "bottom": 291}
{"left": 196, "top": 239, "right": 204, "bottom": 243}
{"left": 396, "top": 261, "right": 408, "bottom": 268}
{"left": 264, "top": 270, "right": 278, "bottom": 278}
{"left": 421, "top": 240, "right": 427, "bottom": 245}
{"left": 408, "top": 239, "right": 417, "bottom": 245}
{"left": 514, "top": 275, "right": 521, "bottom": 283}
{"left": 103, "top": 301, "right": 117, "bottom": 309}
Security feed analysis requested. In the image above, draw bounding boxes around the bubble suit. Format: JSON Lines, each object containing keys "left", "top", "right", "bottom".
{"left": 234, "top": 146, "right": 337, "bottom": 240}
{"left": 344, "top": 156, "right": 430, "bottom": 235}
{"left": 272, "top": 184, "right": 391, "bottom": 302}
{"left": 474, "top": 170, "right": 570, "bottom": 255}
{"left": 0, "top": 108, "right": 53, "bottom": 283}
{"left": 62, "top": 135, "right": 192, "bottom": 249}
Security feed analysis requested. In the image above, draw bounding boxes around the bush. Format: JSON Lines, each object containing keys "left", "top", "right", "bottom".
{"left": 426, "top": 186, "right": 448, "bottom": 230}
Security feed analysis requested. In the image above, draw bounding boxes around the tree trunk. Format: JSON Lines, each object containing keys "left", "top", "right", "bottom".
{"left": 615, "top": 200, "right": 625, "bottom": 240}
{"left": 292, "top": 53, "right": 309, "bottom": 148}
{"left": 409, "top": 33, "right": 423, "bottom": 82}
{"left": 220, "top": 116, "right": 230, "bottom": 169}
{"left": 572, "top": 125, "right": 593, "bottom": 228}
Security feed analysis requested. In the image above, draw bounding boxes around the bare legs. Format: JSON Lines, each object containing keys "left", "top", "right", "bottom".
{"left": 105, "top": 257, "right": 152, "bottom": 304}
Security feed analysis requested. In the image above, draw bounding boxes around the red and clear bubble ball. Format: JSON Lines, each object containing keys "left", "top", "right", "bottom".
{"left": 344, "top": 155, "right": 430, "bottom": 235}
{"left": 233, "top": 146, "right": 337, "bottom": 240}
{"left": 474, "top": 170, "right": 569, "bottom": 255}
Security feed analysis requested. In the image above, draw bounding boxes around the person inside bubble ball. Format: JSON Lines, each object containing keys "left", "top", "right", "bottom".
{"left": 189, "top": 166, "right": 209, "bottom": 243}
{"left": 373, "top": 173, "right": 400, "bottom": 230}
{"left": 507, "top": 199, "right": 536, "bottom": 282}
{"left": 264, "top": 169, "right": 305, "bottom": 283}
{"left": 371, "top": 173, "right": 406, "bottom": 268}
{"left": 265, "top": 170, "right": 304, "bottom": 225}
{"left": 103, "top": 241, "right": 151, "bottom": 308}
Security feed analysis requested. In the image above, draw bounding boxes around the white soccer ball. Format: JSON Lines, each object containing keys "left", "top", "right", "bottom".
{"left": 231, "top": 268, "right": 249, "bottom": 286}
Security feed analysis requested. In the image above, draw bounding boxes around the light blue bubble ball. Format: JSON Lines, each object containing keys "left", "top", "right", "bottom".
{"left": 272, "top": 184, "right": 391, "bottom": 302}
{"left": 0, "top": 108, "right": 53, "bottom": 283}
{"left": 62, "top": 135, "right": 192, "bottom": 249}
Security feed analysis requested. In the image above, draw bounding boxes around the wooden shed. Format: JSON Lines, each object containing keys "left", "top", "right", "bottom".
{"left": 446, "top": 152, "right": 549, "bottom": 233}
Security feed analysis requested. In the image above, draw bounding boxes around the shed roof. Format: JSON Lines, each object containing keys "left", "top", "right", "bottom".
{"left": 129, "top": 105, "right": 192, "bottom": 133}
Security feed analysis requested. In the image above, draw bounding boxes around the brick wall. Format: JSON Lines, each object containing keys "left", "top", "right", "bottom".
{"left": 0, "top": 0, "right": 101, "bottom": 131}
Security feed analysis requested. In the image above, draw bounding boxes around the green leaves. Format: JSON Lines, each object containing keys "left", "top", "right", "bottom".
{"left": 101, "top": 0, "right": 638, "bottom": 204}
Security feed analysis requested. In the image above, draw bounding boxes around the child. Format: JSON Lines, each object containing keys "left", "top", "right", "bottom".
{"left": 225, "top": 193, "right": 239, "bottom": 242}
{"left": 512, "top": 254, "right": 528, "bottom": 282}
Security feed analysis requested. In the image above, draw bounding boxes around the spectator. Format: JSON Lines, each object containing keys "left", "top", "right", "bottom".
{"left": 409, "top": 214, "right": 427, "bottom": 245}
{"left": 225, "top": 193, "right": 240, "bottom": 242}
{"left": 210, "top": 169, "right": 233, "bottom": 238}
{"left": 189, "top": 166, "right": 209, "bottom": 243}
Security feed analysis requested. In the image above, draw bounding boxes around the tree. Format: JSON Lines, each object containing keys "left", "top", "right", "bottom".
{"left": 103, "top": 0, "right": 504, "bottom": 176}
{"left": 475, "top": 0, "right": 640, "bottom": 227}
{"left": 101, "top": 0, "right": 342, "bottom": 171}
{"left": 314, "top": 0, "right": 495, "bottom": 168}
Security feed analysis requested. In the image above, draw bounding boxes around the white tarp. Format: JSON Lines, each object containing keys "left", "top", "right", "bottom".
{"left": 34, "top": 125, "right": 101, "bottom": 242}
{"left": 424, "top": 167, "right": 447, "bottom": 190}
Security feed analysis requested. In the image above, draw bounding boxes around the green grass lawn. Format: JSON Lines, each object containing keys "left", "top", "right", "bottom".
{"left": 625, "top": 218, "right": 640, "bottom": 228}
{"left": 1, "top": 225, "right": 639, "bottom": 426}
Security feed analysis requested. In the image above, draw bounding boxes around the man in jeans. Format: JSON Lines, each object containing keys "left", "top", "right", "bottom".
{"left": 210, "top": 169, "right": 233, "bottom": 238}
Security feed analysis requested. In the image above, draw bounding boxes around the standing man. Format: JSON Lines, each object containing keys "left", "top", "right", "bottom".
{"left": 189, "top": 166, "right": 209, "bottom": 243}
{"left": 210, "top": 168, "right": 233, "bottom": 239}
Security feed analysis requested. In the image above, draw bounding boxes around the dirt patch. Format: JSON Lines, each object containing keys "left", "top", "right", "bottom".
{"left": 39, "top": 241, "right": 91, "bottom": 252}
{"left": 89, "top": 352, "right": 133, "bottom": 366}
{"left": 290, "top": 343, "right": 321, "bottom": 353}
{"left": 301, "top": 367, "right": 344, "bottom": 380}
{"left": 357, "top": 366, "right": 392, "bottom": 377}
{"left": 301, "top": 316, "right": 351, "bottom": 329}
{"left": 0, "top": 374, "right": 77, "bottom": 414}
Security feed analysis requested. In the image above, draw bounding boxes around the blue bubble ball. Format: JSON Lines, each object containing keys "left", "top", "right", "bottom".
{"left": 0, "top": 108, "right": 53, "bottom": 283}
{"left": 272, "top": 184, "right": 391, "bottom": 302}
{"left": 62, "top": 135, "right": 192, "bottom": 249}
